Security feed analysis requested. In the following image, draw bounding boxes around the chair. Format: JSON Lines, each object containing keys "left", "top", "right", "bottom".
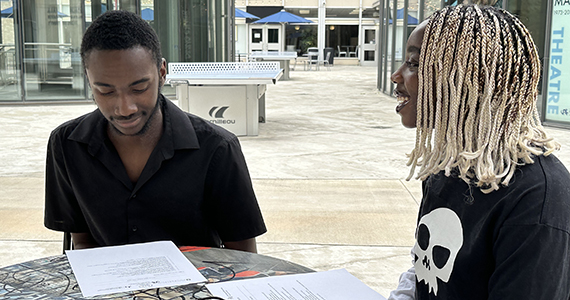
{"left": 63, "top": 232, "right": 72, "bottom": 253}
{"left": 318, "top": 51, "right": 331, "bottom": 71}
{"left": 337, "top": 45, "right": 347, "bottom": 57}
{"left": 348, "top": 45, "right": 359, "bottom": 58}
{"left": 304, "top": 47, "right": 319, "bottom": 71}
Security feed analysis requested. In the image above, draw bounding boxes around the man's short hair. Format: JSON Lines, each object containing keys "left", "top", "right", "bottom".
{"left": 80, "top": 10, "right": 162, "bottom": 70}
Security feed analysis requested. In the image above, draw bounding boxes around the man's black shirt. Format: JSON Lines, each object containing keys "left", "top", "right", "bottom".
{"left": 44, "top": 96, "right": 267, "bottom": 247}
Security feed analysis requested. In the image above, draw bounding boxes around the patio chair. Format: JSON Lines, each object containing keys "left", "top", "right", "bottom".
{"left": 318, "top": 51, "right": 331, "bottom": 71}
{"left": 304, "top": 47, "right": 319, "bottom": 70}
{"left": 348, "top": 45, "right": 359, "bottom": 58}
{"left": 337, "top": 45, "right": 347, "bottom": 57}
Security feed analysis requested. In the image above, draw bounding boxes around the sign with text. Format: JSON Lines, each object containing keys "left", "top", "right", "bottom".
{"left": 546, "top": 0, "right": 570, "bottom": 123}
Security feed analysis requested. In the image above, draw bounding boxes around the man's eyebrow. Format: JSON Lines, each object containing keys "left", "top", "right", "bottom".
{"left": 91, "top": 78, "right": 151, "bottom": 88}
{"left": 129, "top": 78, "right": 151, "bottom": 87}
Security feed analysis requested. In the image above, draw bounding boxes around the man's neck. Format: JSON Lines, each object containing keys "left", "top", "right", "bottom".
{"left": 107, "top": 106, "right": 164, "bottom": 184}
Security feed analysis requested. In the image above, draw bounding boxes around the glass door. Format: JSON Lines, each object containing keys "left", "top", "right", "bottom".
{"left": 0, "top": 0, "right": 21, "bottom": 102}
{"left": 361, "top": 26, "right": 378, "bottom": 66}
{"left": 249, "top": 24, "right": 282, "bottom": 52}
{"left": 22, "top": 0, "right": 85, "bottom": 101}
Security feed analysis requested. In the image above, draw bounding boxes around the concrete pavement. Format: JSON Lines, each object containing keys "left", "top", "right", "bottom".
{"left": 1, "top": 65, "right": 569, "bottom": 297}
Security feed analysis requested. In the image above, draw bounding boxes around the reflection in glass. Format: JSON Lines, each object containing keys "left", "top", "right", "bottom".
{"left": 22, "top": 0, "right": 85, "bottom": 101}
{"left": 268, "top": 28, "right": 279, "bottom": 43}
{"left": 0, "top": 0, "right": 21, "bottom": 101}
{"left": 252, "top": 28, "right": 262, "bottom": 43}
{"left": 285, "top": 25, "right": 317, "bottom": 54}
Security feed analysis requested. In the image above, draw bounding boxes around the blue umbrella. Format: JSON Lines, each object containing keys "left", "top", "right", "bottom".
{"left": 235, "top": 8, "right": 259, "bottom": 19}
{"left": 388, "top": 8, "right": 418, "bottom": 25}
{"left": 1, "top": 7, "right": 67, "bottom": 18}
{"left": 253, "top": 9, "right": 313, "bottom": 24}
{"left": 1, "top": 6, "right": 13, "bottom": 17}
{"left": 141, "top": 8, "right": 153, "bottom": 21}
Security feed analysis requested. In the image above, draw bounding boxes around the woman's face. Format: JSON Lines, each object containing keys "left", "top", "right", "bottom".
{"left": 390, "top": 21, "right": 427, "bottom": 128}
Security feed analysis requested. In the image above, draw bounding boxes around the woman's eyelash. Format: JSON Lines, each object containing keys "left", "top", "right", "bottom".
{"left": 405, "top": 61, "right": 419, "bottom": 68}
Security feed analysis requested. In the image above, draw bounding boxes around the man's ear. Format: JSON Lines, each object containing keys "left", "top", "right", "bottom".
{"left": 159, "top": 58, "right": 167, "bottom": 87}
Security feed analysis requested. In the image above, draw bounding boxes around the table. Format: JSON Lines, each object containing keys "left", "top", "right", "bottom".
{"left": 302, "top": 53, "right": 320, "bottom": 71}
{"left": 343, "top": 45, "right": 356, "bottom": 57}
{"left": 166, "top": 62, "right": 283, "bottom": 136}
{"left": 0, "top": 246, "right": 314, "bottom": 299}
{"left": 249, "top": 52, "right": 298, "bottom": 80}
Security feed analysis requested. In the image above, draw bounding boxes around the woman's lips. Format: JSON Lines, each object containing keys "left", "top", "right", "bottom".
{"left": 395, "top": 95, "right": 410, "bottom": 113}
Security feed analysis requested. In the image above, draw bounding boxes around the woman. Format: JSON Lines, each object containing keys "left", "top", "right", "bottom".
{"left": 389, "top": 5, "right": 570, "bottom": 299}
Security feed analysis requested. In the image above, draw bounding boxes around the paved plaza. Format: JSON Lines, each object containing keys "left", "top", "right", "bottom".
{"left": 1, "top": 65, "right": 569, "bottom": 297}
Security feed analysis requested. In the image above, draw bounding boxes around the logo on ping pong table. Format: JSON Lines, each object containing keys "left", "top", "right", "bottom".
{"left": 208, "top": 106, "right": 236, "bottom": 125}
{"left": 209, "top": 106, "right": 229, "bottom": 118}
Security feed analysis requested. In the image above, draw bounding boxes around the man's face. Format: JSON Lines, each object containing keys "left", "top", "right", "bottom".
{"left": 391, "top": 21, "right": 427, "bottom": 128}
{"left": 85, "top": 46, "right": 166, "bottom": 136}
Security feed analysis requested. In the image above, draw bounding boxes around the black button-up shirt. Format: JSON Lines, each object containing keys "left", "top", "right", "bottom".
{"left": 44, "top": 96, "right": 266, "bottom": 247}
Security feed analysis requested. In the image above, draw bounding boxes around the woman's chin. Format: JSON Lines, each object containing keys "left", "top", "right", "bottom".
{"left": 400, "top": 117, "right": 417, "bottom": 129}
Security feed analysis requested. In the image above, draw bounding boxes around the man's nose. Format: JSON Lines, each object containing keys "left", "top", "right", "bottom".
{"left": 115, "top": 93, "right": 138, "bottom": 117}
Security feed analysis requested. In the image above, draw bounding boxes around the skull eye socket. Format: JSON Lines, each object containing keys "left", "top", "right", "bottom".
{"left": 417, "top": 224, "right": 430, "bottom": 251}
{"left": 433, "top": 245, "right": 451, "bottom": 269}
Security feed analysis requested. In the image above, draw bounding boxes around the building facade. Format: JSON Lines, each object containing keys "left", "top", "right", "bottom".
{"left": 0, "top": 0, "right": 568, "bottom": 128}
{"left": 376, "top": 0, "right": 567, "bottom": 127}
{"left": 0, "top": 0, "right": 232, "bottom": 104}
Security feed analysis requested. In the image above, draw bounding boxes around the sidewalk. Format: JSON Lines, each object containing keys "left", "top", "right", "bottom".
{"left": 1, "top": 65, "right": 569, "bottom": 297}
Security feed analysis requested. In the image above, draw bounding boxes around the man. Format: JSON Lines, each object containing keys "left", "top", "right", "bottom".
{"left": 388, "top": 4, "right": 570, "bottom": 299}
{"left": 44, "top": 10, "right": 266, "bottom": 253}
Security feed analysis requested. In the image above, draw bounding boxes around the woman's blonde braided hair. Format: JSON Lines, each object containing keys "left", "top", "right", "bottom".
{"left": 407, "top": 4, "right": 559, "bottom": 193}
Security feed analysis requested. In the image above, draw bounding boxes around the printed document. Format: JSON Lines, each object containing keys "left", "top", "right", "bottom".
{"left": 207, "top": 268, "right": 386, "bottom": 300}
{"left": 66, "top": 240, "right": 206, "bottom": 297}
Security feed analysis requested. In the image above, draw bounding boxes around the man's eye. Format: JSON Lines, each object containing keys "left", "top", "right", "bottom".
{"left": 133, "top": 87, "right": 149, "bottom": 93}
{"left": 99, "top": 91, "right": 114, "bottom": 96}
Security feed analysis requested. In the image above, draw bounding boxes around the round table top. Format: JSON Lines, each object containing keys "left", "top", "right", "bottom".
{"left": 0, "top": 246, "right": 314, "bottom": 299}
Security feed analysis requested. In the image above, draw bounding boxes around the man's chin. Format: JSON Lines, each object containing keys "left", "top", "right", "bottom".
{"left": 110, "top": 124, "right": 142, "bottom": 136}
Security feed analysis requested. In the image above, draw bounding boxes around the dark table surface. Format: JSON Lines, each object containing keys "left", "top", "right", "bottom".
{"left": 0, "top": 246, "right": 314, "bottom": 299}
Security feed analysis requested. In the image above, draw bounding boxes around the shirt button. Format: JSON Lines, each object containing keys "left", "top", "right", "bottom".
{"left": 132, "top": 226, "right": 138, "bottom": 232}
{"left": 132, "top": 194, "right": 137, "bottom": 199}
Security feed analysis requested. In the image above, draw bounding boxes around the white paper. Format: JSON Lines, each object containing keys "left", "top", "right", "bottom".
{"left": 66, "top": 241, "right": 207, "bottom": 297}
{"left": 207, "top": 268, "right": 386, "bottom": 300}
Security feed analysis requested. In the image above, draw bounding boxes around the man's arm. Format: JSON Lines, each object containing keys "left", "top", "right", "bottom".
{"left": 224, "top": 238, "right": 258, "bottom": 253}
{"left": 71, "top": 232, "right": 100, "bottom": 249}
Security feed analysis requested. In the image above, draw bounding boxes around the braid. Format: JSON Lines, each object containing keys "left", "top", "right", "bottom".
{"left": 407, "top": 4, "right": 560, "bottom": 193}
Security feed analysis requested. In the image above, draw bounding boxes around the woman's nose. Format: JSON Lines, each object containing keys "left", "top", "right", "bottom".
{"left": 391, "top": 66, "right": 403, "bottom": 84}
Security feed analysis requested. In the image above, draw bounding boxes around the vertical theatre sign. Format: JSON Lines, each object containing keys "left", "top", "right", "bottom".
{"left": 546, "top": 0, "right": 570, "bottom": 123}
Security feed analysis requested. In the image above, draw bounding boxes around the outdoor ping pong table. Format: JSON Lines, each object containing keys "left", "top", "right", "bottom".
{"left": 249, "top": 51, "right": 297, "bottom": 80}
{"left": 165, "top": 62, "right": 283, "bottom": 136}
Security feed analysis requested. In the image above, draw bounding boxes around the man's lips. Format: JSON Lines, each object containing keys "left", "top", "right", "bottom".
{"left": 113, "top": 114, "right": 142, "bottom": 129}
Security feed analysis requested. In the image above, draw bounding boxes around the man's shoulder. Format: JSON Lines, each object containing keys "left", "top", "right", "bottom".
{"left": 50, "top": 110, "right": 100, "bottom": 140}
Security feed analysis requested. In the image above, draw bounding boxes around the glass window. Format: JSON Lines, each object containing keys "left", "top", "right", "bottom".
{"left": 325, "top": 25, "right": 358, "bottom": 54}
{"left": 268, "top": 28, "right": 279, "bottom": 43}
{"left": 0, "top": 0, "right": 21, "bottom": 102}
{"left": 22, "top": 0, "right": 85, "bottom": 101}
{"left": 285, "top": 25, "right": 317, "bottom": 54}
{"left": 252, "top": 28, "right": 263, "bottom": 43}
{"left": 424, "top": 0, "right": 441, "bottom": 19}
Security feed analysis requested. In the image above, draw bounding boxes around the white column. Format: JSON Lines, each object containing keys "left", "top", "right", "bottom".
{"left": 317, "top": 0, "right": 326, "bottom": 61}
{"left": 358, "top": 0, "right": 363, "bottom": 62}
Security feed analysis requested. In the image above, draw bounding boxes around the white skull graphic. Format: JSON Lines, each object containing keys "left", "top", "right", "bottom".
{"left": 413, "top": 208, "right": 463, "bottom": 296}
